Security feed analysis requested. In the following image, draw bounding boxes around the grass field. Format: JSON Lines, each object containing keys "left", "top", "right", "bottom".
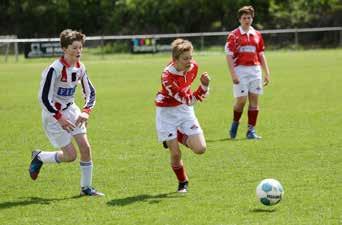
{"left": 0, "top": 49, "right": 342, "bottom": 225}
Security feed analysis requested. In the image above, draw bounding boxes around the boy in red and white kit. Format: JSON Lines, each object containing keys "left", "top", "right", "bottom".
{"left": 225, "top": 5, "right": 271, "bottom": 139}
{"left": 29, "top": 29, "right": 104, "bottom": 196}
{"left": 155, "top": 38, "right": 211, "bottom": 193}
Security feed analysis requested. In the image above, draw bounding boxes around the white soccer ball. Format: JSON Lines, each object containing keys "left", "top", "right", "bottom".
{"left": 256, "top": 178, "right": 284, "bottom": 206}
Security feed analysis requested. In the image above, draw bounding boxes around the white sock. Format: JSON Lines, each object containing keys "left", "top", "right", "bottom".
{"left": 38, "top": 151, "right": 60, "bottom": 163}
{"left": 80, "top": 161, "right": 93, "bottom": 188}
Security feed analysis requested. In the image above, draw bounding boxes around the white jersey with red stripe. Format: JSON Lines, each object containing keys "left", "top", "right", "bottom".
{"left": 38, "top": 57, "right": 96, "bottom": 120}
{"left": 224, "top": 26, "right": 265, "bottom": 67}
{"left": 155, "top": 60, "right": 209, "bottom": 107}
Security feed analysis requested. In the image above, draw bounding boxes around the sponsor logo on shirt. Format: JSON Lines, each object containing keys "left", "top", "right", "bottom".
{"left": 57, "top": 86, "right": 76, "bottom": 96}
{"left": 239, "top": 45, "right": 256, "bottom": 53}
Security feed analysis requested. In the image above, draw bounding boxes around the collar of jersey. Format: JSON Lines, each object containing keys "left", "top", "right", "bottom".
{"left": 59, "top": 56, "right": 80, "bottom": 68}
{"left": 239, "top": 26, "right": 256, "bottom": 35}
{"left": 166, "top": 63, "right": 193, "bottom": 76}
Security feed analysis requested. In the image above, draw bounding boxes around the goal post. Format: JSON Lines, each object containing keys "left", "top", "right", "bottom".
{"left": 0, "top": 35, "right": 18, "bottom": 62}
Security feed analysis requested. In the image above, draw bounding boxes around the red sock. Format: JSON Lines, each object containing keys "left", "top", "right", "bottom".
{"left": 177, "top": 130, "right": 188, "bottom": 147}
{"left": 233, "top": 110, "right": 243, "bottom": 122}
{"left": 171, "top": 164, "right": 187, "bottom": 182}
{"left": 248, "top": 106, "right": 259, "bottom": 127}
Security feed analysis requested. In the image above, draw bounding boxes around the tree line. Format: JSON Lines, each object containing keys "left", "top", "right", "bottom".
{"left": 1, "top": 0, "right": 341, "bottom": 38}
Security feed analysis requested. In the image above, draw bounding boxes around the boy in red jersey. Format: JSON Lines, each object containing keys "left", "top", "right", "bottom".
{"left": 155, "top": 38, "right": 211, "bottom": 193}
{"left": 225, "top": 5, "right": 271, "bottom": 139}
{"left": 29, "top": 29, "right": 104, "bottom": 196}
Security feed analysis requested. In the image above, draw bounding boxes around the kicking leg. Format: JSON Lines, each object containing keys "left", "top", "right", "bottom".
{"left": 29, "top": 143, "right": 77, "bottom": 180}
{"left": 186, "top": 133, "right": 207, "bottom": 154}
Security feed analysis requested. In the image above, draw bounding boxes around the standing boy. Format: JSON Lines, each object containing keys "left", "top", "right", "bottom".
{"left": 225, "top": 6, "right": 271, "bottom": 139}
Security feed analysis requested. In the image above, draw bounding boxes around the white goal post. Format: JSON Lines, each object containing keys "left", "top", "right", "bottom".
{"left": 0, "top": 35, "right": 18, "bottom": 62}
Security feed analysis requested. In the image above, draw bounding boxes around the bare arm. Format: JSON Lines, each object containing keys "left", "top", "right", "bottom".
{"left": 225, "top": 55, "right": 239, "bottom": 84}
{"left": 259, "top": 52, "right": 270, "bottom": 86}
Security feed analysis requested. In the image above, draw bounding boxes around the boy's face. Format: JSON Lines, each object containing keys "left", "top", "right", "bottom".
{"left": 63, "top": 41, "right": 83, "bottom": 62}
{"left": 175, "top": 50, "right": 192, "bottom": 71}
{"left": 239, "top": 13, "right": 253, "bottom": 27}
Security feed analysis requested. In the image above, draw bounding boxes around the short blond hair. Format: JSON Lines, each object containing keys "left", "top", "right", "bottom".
{"left": 238, "top": 5, "right": 255, "bottom": 19}
{"left": 60, "top": 29, "right": 86, "bottom": 48}
{"left": 171, "top": 38, "right": 193, "bottom": 60}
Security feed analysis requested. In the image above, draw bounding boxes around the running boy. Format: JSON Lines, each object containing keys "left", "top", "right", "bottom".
{"left": 155, "top": 38, "right": 211, "bottom": 192}
{"left": 29, "top": 29, "right": 104, "bottom": 196}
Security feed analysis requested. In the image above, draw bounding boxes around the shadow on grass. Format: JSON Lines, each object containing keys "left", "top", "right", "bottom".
{"left": 206, "top": 138, "right": 230, "bottom": 143}
{"left": 107, "top": 192, "right": 183, "bottom": 206}
{"left": 0, "top": 195, "right": 82, "bottom": 210}
{"left": 206, "top": 138, "right": 249, "bottom": 142}
{"left": 250, "top": 208, "right": 277, "bottom": 213}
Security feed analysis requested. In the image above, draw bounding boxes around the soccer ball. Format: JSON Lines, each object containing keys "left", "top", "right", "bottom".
{"left": 256, "top": 178, "right": 284, "bottom": 206}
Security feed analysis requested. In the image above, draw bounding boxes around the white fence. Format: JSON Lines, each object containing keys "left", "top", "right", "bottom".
{"left": 1, "top": 27, "right": 342, "bottom": 62}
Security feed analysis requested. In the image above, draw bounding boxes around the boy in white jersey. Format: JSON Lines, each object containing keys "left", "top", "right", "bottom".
{"left": 29, "top": 29, "right": 104, "bottom": 196}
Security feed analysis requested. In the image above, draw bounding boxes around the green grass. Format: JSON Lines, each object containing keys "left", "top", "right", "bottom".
{"left": 0, "top": 49, "right": 342, "bottom": 225}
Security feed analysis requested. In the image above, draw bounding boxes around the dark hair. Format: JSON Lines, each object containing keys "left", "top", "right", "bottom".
{"left": 60, "top": 29, "right": 86, "bottom": 48}
{"left": 238, "top": 5, "right": 255, "bottom": 19}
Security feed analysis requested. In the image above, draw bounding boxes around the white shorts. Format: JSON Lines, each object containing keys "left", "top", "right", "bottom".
{"left": 42, "top": 104, "right": 86, "bottom": 148}
{"left": 156, "top": 105, "right": 203, "bottom": 142}
{"left": 233, "top": 65, "right": 263, "bottom": 97}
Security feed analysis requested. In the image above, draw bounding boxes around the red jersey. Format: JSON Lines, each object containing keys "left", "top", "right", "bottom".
{"left": 225, "top": 26, "right": 265, "bottom": 67}
{"left": 155, "top": 60, "right": 209, "bottom": 107}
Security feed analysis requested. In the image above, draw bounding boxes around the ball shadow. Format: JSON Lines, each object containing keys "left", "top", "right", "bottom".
{"left": 250, "top": 208, "right": 277, "bottom": 213}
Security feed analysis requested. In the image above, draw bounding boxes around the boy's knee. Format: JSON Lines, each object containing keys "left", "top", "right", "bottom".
{"left": 65, "top": 151, "right": 77, "bottom": 162}
{"left": 69, "top": 154, "right": 77, "bottom": 162}
{"left": 193, "top": 145, "right": 206, "bottom": 154}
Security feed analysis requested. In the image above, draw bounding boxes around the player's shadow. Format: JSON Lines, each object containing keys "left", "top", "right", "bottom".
{"left": 206, "top": 138, "right": 248, "bottom": 142}
{"left": 0, "top": 195, "right": 81, "bottom": 210}
{"left": 250, "top": 208, "right": 277, "bottom": 213}
{"left": 206, "top": 138, "right": 230, "bottom": 143}
{"left": 107, "top": 192, "right": 183, "bottom": 207}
